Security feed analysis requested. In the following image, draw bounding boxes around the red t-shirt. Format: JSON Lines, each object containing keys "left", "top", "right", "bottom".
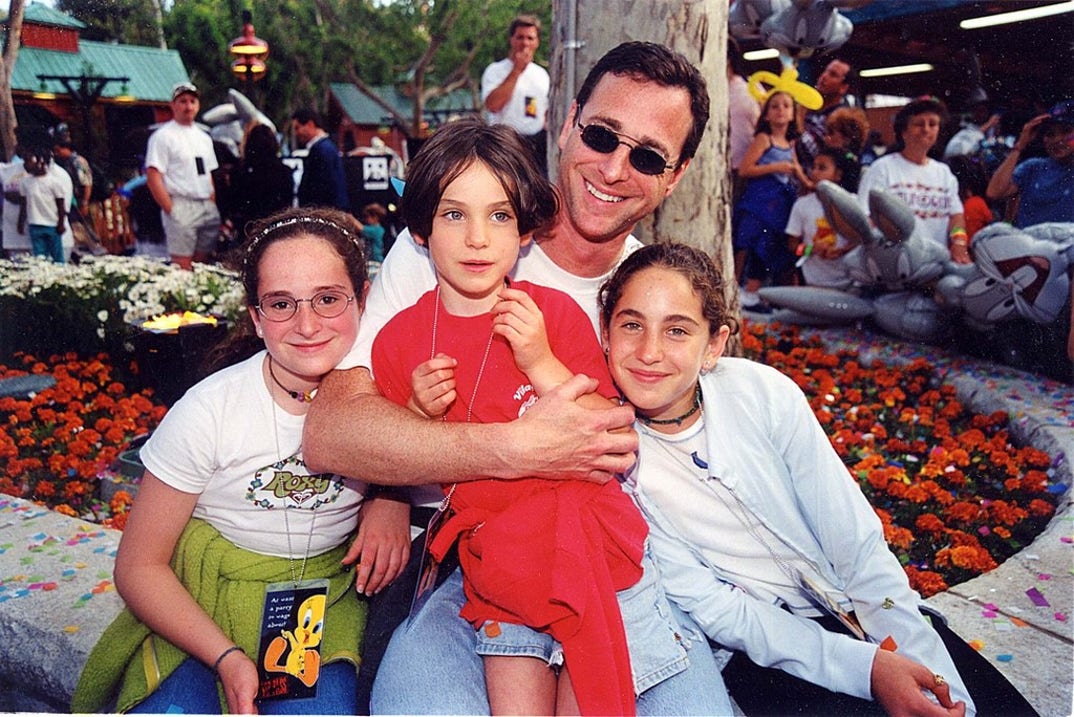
{"left": 372, "top": 280, "right": 645, "bottom": 715}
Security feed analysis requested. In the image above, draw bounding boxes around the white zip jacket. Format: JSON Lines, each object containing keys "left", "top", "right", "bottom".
{"left": 626, "top": 357, "right": 975, "bottom": 713}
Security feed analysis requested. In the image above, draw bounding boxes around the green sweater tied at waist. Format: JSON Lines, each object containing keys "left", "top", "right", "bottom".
{"left": 72, "top": 518, "right": 366, "bottom": 713}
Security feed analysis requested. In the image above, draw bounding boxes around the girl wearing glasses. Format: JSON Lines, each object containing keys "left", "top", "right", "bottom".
{"left": 734, "top": 91, "right": 811, "bottom": 312}
{"left": 73, "top": 207, "right": 410, "bottom": 714}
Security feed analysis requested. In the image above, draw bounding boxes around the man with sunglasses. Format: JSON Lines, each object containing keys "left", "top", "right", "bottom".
{"left": 305, "top": 42, "right": 728, "bottom": 713}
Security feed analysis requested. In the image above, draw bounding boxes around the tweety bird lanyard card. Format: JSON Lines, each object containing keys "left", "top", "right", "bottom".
{"left": 256, "top": 579, "right": 329, "bottom": 702}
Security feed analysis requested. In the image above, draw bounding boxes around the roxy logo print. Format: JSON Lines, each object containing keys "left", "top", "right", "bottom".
{"left": 247, "top": 454, "right": 344, "bottom": 510}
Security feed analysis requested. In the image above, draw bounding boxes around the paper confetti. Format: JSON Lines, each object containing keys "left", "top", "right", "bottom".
{"left": 1026, "top": 587, "right": 1051, "bottom": 607}
{"left": 996, "top": 654, "right": 1014, "bottom": 663}
{"left": 968, "top": 640, "right": 985, "bottom": 651}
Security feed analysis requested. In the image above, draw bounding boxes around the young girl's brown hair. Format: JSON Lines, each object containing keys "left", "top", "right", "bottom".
{"left": 599, "top": 243, "right": 741, "bottom": 339}
{"left": 401, "top": 116, "right": 558, "bottom": 241}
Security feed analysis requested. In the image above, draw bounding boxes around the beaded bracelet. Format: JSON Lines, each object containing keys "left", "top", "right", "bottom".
{"left": 212, "top": 645, "right": 245, "bottom": 674}
{"left": 949, "top": 228, "right": 969, "bottom": 247}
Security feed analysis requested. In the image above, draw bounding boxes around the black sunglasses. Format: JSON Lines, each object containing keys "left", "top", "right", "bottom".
{"left": 575, "top": 117, "right": 677, "bottom": 176}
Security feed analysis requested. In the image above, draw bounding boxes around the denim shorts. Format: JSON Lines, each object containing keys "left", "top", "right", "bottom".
{"left": 474, "top": 620, "right": 564, "bottom": 667}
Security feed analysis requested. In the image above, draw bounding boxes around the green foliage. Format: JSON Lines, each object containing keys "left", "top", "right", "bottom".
{"left": 57, "top": 0, "right": 164, "bottom": 47}
{"left": 57, "top": 0, "right": 552, "bottom": 133}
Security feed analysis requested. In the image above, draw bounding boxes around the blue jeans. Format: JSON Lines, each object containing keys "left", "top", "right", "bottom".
{"left": 371, "top": 558, "right": 733, "bottom": 715}
{"left": 29, "top": 224, "right": 64, "bottom": 263}
{"left": 129, "top": 656, "right": 358, "bottom": 714}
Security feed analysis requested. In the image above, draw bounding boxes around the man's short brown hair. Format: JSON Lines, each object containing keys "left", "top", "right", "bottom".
{"left": 509, "top": 14, "right": 540, "bottom": 37}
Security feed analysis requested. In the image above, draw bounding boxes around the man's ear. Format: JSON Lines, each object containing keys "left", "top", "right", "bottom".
{"left": 413, "top": 233, "right": 428, "bottom": 247}
{"left": 558, "top": 101, "right": 579, "bottom": 152}
{"left": 519, "top": 232, "right": 534, "bottom": 247}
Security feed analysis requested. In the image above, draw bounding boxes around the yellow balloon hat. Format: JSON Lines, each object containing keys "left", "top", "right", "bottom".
{"left": 747, "top": 65, "right": 823, "bottom": 110}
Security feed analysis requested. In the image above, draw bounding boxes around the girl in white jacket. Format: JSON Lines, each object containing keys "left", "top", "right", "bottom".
{"left": 597, "top": 242, "right": 1036, "bottom": 717}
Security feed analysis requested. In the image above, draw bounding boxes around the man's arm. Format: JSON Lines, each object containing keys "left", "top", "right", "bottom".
{"left": 303, "top": 366, "right": 637, "bottom": 486}
{"left": 483, "top": 52, "right": 531, "bottom": 114}
{"left": 146, "top": 167, "right": 172, "bottom": 215}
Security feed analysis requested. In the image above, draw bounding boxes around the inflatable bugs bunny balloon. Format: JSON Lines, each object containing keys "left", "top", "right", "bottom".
{"left": 201, "top": 89, "right": 277, "bottom": 160}
{"left": 816, "top": 180, "right": 950, "bottom": 291}
{"left": 936, "top": 222, "right": 1074, "bottom": 330}
{"left": 730, "top": 0, "right": 869, "bottom": 58}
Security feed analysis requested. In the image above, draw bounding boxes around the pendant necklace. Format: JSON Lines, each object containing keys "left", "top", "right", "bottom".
{"left": 430, "top": 286, "right": 496, "bottom": 503}
{"left": 269, "top": 363, "right": 317, "bottom": 587}
{"left": 636, "top": 384, "right": 703, "bottom": 427}
{"left": 268, "top": 354, "right": 318, "bottom": 403}
{"left": 430, "top": 286, "right": 496, "bottom": 423}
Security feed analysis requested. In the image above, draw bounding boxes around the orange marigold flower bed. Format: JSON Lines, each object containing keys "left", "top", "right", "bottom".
{"left": 0, "top": 351, "right": 167, "bottom": 524}
{"left": 744, "top": 323, "right": 1063, "bottom": 597}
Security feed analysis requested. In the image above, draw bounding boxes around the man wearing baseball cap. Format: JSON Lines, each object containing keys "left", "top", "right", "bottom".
{"left": 145, "top": 82, "right": 221, "bottom": 269}
{"left": 986, "top": 99, "right": 1074, "bottom": 228}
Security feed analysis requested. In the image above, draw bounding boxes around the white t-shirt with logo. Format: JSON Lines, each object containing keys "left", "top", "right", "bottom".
{"left": 140, "top": 351, "right": 367, "bottom": 557}
{"left": 481, "top": 58, "right": 550, "bottom": 137}
{"left": 857, "top": 153, "right": 963, "bottom": 248}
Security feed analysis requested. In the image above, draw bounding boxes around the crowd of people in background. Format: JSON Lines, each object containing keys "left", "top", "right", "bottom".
{"left": 1, "top": 23, "right": 1070, "bottom": 377}
{"left": 725, "top": 42, "right": 1073, "bottom": 377}
{"left": 729, "top": 48, "right": 1074, "bottom": 306}
{"left": 0, "top": 12, "right": 1060, "bottom": 715}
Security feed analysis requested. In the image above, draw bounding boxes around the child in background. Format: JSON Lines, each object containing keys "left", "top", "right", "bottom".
{"left": 786, "top": 146, "right": 860, "bottom": 290}
{"left": 734, "top": 91, "right": 810, "bottom": 311}
{"left": 822, "top": 106, "right": 869, "bottom": 192}
{"left": 17, "top": 148, "right": 67, "bottom": 263}
{"left": 946, "top": 154, "right": 994, "bottom": 241}
{"left": 359, "top": 203, "right": 388, "bottom": 262}
{"left": 371, "top": 117, "right": 646, "bottom": 716}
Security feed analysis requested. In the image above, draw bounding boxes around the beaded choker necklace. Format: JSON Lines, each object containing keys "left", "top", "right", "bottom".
{"left": 268, "top": 355, "right": 318, "bottom": 403}
{"left": 636, "top": 384, "right": 702, "bottom": 426}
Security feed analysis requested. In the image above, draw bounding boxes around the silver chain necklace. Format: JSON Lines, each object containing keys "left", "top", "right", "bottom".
{"left": 269, "top": 362, "right": 317, "bottom": 587}
{"left": 430, "top": 285, "right": 496, "bottom": 423}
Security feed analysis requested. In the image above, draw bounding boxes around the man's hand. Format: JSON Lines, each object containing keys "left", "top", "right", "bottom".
{"left": 870, "top": 649, "right": 966, "bottom": 717}
{"left": 408, "top": 354, "right": 458, "bottom": 419}
{"left": 505, "top": 373, "right": 637, "bottom": 483}
{"left": 344, "top": 495, "right": 411, "bottom": 595}
{"left": 509, "top": 44, "right": 534, "bottom": 74}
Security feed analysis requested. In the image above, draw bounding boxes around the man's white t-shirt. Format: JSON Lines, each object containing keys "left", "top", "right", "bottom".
{"left": 145, "top": 120, "right": 218, "bottom": 200}
{"left": 481, "top": 58, "right": 550, "bottom": 137}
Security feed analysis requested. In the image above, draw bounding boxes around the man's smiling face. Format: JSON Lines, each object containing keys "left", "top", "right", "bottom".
{"left": 555, "top": 73, "right": 693, "bottom": 246}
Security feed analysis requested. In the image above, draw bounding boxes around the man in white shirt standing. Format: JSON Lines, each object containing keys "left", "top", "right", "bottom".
{"left": 481, "top": 14, "right": 550, "bottom": 175}
{"left": 146, "top": 82, "right": 220, "bottom": 270}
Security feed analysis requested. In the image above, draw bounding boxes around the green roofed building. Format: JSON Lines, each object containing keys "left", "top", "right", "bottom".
{"left": 2, "top": 3, "right": 192, "bottom": 176}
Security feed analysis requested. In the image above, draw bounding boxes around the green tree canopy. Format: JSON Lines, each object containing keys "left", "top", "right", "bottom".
{"left": 55, "top": 0, "right": 551, "bottom": 135}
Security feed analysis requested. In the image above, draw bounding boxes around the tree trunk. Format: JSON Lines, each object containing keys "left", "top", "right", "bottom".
{"left": 150, "top": 0, "right": 167, "bottom": 50}
{"left": 550, "top": 0, "right": 741, "bottom": 351}
{"left": 0, "top": 0, "right": 26, "bottom": 162}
